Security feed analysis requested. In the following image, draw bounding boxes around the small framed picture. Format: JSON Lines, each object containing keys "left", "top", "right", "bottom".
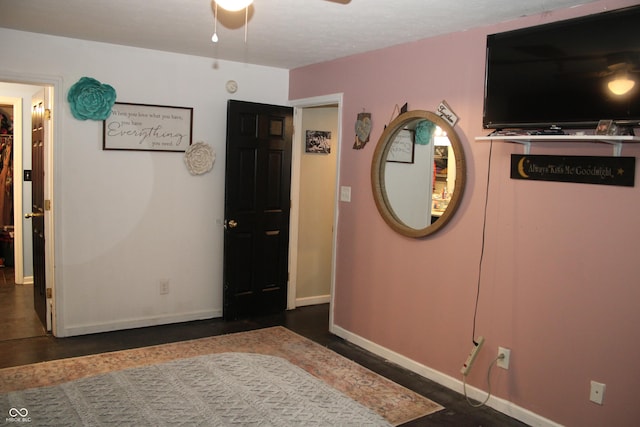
{"left": 595, "top": 120, "right": 616, "bottom": 135}
{"left": 104, "top": 102, "right": 193, "bottom": 152}
{"left": 305, "top": 130, "right": 331, "bottom": 154}
{"left": 386, "top": 129, "right": 414, "bottom": 163}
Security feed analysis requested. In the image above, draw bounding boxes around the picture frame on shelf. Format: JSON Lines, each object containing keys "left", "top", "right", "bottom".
{"left": 595, "top": 119, "right": 616, "bottom": 136}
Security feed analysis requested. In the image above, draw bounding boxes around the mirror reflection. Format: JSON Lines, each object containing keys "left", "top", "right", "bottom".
{"left": 385, "top": 124, "right": 456, "bottom": 229}
{"left": 371, "top": 110, "right": 466, "bottom": 238}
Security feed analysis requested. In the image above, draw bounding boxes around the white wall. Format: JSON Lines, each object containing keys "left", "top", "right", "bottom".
{"left": 0, "top": 28, "right": 290, "bottom": 336}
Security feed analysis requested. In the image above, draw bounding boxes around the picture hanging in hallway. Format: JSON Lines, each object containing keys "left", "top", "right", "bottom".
{"left": 305, "top": 130, "right": 331, "bottom": 154}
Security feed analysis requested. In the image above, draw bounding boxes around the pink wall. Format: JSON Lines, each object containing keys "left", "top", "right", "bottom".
{"left": 290, "top": 1, "right": 640, "bottom": 425}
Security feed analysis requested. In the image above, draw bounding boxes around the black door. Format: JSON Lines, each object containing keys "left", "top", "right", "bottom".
{"left": 223, "top": 100, "right": 293, "bottom": 320}
{"left": 30, "top": 92, "right": 47, "bottom": 327}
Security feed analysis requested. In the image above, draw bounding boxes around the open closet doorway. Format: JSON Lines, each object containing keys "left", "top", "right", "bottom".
{"left": 289, "top": 94, "right": 342, "bottom": 327}
{"left": 0, "top": 82, "right": 49, "bottom": 341}
{"left": 0, "top": 102, "right": 15, "bottom": 270}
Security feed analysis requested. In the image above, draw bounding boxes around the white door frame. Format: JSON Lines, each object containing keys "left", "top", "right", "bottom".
{"left": 288, "top": 93, "right": 343, "bottom": 325}
{"left": 0, "top": 71, "right": 60, "bottom": 335}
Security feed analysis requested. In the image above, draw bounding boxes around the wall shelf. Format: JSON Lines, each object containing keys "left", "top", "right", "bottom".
{"left": 475, "top": 135, "right": 640, "bottom": 156}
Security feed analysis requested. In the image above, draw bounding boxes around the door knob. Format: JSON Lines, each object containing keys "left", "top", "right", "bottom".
{"left": 25, "top": 212, "right": 44, "bottom": 219}
{"left": 227, "top": 219, "right": 238, "bottom": 228}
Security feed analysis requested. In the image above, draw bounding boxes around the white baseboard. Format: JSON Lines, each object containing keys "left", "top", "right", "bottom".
{"left": 295, "top": 294, "right": 330, "bottom": 307}
{"left": 60, "top": 309, "right": 221, "bottom": 337}
{"left": 329, "top": 323, "right": 563, "bottom": 427}
{"left": 21, "top": 275, "right": 34, "bottom": 285}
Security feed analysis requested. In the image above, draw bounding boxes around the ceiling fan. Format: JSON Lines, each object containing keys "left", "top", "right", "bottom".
{"left": 212, "top": 0, "right": 350, "bottom": 43}
{"left": 215, "top": 0, "right": 349, "bottom": 11}
{"left": 600, "top": 63, "right": 638, "bottom": 96}
{"left": 586, "top": 53, "right": 640, "bottom": 96}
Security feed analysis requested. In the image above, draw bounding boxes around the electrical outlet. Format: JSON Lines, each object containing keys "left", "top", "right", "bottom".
{"left": 497, "top": 346, "right": 511, "bottom": 369}
{"left": 460, "top": 336, "right": 485, "bottom": 376}
{"left": 160, "top": 280, "right": 170, "bottom": 295}
{"left": 590, "top": 381, "right": 605, "bottom": 405}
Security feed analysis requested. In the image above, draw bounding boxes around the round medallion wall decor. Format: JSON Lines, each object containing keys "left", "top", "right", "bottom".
{"left": 184, "top": 142, "right": 215, "bottom": 175}
{"left": 226, "top": 80, "right": 238, "bottom": 94}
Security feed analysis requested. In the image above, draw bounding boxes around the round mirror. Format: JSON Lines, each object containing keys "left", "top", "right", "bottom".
{"left": 371, "top": 110, "right": 466, "bottom": 238}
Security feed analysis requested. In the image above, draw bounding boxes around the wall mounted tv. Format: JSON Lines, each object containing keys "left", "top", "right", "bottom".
{"left": 483, "top": 5, "right": 640, "bottom": 130}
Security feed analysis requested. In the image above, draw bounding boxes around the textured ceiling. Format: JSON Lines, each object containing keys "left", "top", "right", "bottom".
{"left": 0, "top": 0, "right": 596, "bottom": 69}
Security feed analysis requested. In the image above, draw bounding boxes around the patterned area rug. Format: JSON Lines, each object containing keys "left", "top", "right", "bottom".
{"left": 0, "top": 327, "right": 442, "bottom": 425}
{"left": 2, "top": 353, "right": 391, "bottom": 426}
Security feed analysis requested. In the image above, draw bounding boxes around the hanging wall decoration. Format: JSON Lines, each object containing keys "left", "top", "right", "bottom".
{"left": 305, "top": 130, "right": 331, "bottom": 154}
{"left": 436, "top": 100, "right": 459, "bottom": 127}
{"left": 511, "top": 154, "right": 635, "bottom": 187}
{"left": 184, "top": 141, "right": 215, "bottom": 175}
{"left": 67, "top": 77, "right": 117, "bottom": 121}
{"left": 103, "top": 102, "right": 193, "bottom": 152}
{"left": 353, "top": 112, "right": 371, "bottom": 149}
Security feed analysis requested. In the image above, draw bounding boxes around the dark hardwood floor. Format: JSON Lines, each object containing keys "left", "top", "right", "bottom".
{"left": 0, "top": 267, "right": 47, "bottom": 341}
{"left": 0, "top": 303, "right": 526, "bottom": 426}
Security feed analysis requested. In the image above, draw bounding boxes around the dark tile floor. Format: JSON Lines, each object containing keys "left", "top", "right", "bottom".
{"left": 0, "top": 298, "right": 526, "bottom": 426}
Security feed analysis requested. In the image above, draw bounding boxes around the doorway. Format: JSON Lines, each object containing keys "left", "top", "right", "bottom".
{"left": 222, "top": 96, "right": 341, "bottom": 321}
{"left": 289, "top": 94, "right": 342, "bottom": 326}
{"left": 0, "top": 103, "right": 15, "bottom": 271}
{"left": 0, "top": 80, "right": 54, "bottom": 340}
{"left": 0, "top": 97, "right": 41, "bottom": 340}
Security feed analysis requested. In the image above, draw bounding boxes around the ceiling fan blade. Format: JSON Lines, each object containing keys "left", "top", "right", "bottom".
{"left": 323, "top": 0, "right": 351, "bottom": 4}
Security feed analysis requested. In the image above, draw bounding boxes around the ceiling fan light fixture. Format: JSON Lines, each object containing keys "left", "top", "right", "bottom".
{"left": 215, "top": 0, "right": 253, "bottom": 12}
{"left": 608, "top": 75, "right": 635, "bottom": 96}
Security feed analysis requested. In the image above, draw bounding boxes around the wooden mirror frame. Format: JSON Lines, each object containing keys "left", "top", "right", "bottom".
{"left": 371, "top": 110, "right": 466, "bottom": 238}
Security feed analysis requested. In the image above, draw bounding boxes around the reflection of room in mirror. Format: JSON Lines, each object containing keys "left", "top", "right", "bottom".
{"left": 384, "top": 123, "right": 457, "bottom": 229}
{"left": 385, "top": 136, "right": 432, "bottom": 229}
{"left": 372, "top": 109, "right": 466, "bottom": 238}
{"left": 431, "top": 129, "right": 456, "bottom": 221}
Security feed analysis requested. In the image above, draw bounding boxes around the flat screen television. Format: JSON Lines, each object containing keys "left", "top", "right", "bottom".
{"left": 483, "top": 5, "right": 640, "bottom": 130}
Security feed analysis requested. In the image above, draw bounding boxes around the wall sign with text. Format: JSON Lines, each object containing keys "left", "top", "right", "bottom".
{"left": 103, "top": 102, "right": 193, "bottom": 152}
{"left": 511, "top": 154, "right": 635, "bottom": 187}
{"left": 387, "top": 129, "right": 415, "bottom": 163}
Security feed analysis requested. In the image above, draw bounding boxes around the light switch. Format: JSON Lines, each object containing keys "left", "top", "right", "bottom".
{"left": 340, "top": 186, "right": 351, "bottom": 202}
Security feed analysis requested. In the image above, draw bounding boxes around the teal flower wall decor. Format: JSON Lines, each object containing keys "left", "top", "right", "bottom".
{"left": 415, "top": 120, "right": 435, "bottom": 145}
{"left": 67, "top": 77, "right": 117, "bottom": 121}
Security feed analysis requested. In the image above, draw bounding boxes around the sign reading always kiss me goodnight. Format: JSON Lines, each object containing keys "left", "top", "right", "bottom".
{"left": 510, "top": 154, "right": 635, "bottom": 187}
